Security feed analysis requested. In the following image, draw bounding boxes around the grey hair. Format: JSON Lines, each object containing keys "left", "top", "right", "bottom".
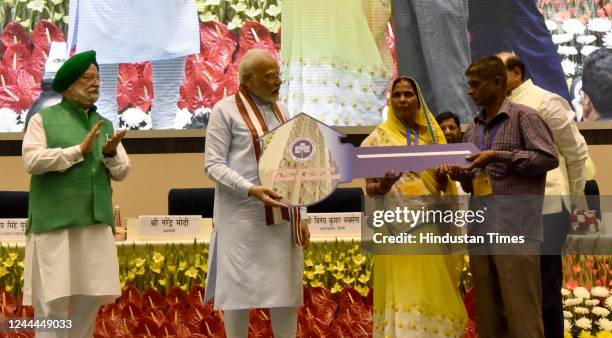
{"left": 238, "top": 49, "right": 275, "bottom": 84}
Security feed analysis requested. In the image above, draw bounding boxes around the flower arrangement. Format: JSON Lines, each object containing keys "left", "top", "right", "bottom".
{"left": 1, "top": 0, "right": 283, "bottom": 130}
{"left": 0, "top": 241, "right": 373, "bottom": 337}
{"left": 562, "top": 285, "right": 612, "bottom": 337}
{"left": 4, "top": 243, "right": 612, "bottom": 336}
{"left": 538, "top": 0, "right": 612, "bottom": 81}
{"left": 570, "top": 210, "right": 602, "bottom": 235}
{"left": 0, "top": 240, "right": 373, "bottom": 300}
{"left": 0, "top": 19, "right": 65, "bottom": 129}
{"left": 562, "top": 255, "right": 612, "bottom": 337}
{"left": 196, "top": 0, "right": 282, "bottom": 34}
{"left": 0, "top": 0, "right": 68, "bottom": 33}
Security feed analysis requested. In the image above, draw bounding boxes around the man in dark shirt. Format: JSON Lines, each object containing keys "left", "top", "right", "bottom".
{"left": 441, "top": 56, "right": 558, "bottom": 338}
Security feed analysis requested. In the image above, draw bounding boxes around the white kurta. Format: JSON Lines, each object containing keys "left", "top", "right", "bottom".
{"left": 22, "top": 113, "right": 130, "bottom": 305}
{"left": 68, "top": 0, "right": 200, "bottom": 64}
{"left": 204, "top": 95, "right": 304, "bottom": 310}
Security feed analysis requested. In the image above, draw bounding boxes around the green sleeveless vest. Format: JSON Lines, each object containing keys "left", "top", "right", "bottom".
{"left": 28, "top": 99, "right": 115, "bottom": 234}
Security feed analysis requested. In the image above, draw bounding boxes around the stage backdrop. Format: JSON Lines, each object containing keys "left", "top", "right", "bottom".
{"left": 0, "top": 0, "right": 610, "bottom": 131}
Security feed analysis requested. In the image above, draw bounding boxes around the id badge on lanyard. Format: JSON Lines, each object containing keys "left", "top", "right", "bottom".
{"left": 472, "top": 124, "right": 499, "bottom": 196}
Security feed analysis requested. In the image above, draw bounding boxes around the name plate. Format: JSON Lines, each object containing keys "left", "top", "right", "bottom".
{"left": 139, "top": 215, "right": 201, "bottom": 237}
{"left": 0, "top": 219, "right": 27, "bottom": 240}
{"left": 307, "top": 212, "right": 361, "bottom": 238}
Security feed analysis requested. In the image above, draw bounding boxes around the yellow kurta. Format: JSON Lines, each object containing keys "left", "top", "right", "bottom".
{"left": 362, "top": 78, "right": 467, "bottom": 337}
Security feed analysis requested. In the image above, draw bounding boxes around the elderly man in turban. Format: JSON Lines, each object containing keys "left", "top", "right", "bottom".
{"left": 22, "top": 50, "right": 130, "bottom": 338}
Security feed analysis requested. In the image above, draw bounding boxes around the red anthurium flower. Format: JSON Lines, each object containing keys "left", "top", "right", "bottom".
{"left": 184, "top": 54, "right": 225, "bottom": 84}
{"left": 237, "top": 21, "right": 280, "bottom": 63}
{"left": 32, "top": 20, "right": 66, "bottom": 54}
{"left": 239, "top": 21, "right": 273, "bottom": 50}
{"left": 248, "top": 308, "right": 273, "bottom": 338}
{"left": 188, "top": 284, "right": 206, "bottom": 307}
{"left": 117, "top": 284, "right": 143, "bottom": 309}
{"left": 141, "top": 62, "right": 153, "bottom": 82}
{"left": 337, "top": 286, "right": 364, "bottom": 307}
{"left": 174, "top": 322, "right": 192, "bottom": 337}
{"left": 199, "top": 314, "right": 225, "bottom": 338}
{"left": 117, "top": 80, "right": 133, "bottom": 113}
{"left": 156, "top": 321, "right": 179, "bottom": 337}
{"left": 120, "top": 302, "right": 143, "bottom": 322}
{"left": 0, "top": 84, "right": 33, "bottom": 113}
{"left": 0, "top": 22, "right": 32, "bottom": 49}
{"left": 166, "top": 303, "right": 189, "bottom": 325}
{"left": 2, "top": 43, "right": 32, "bottom": 72}
{"left": 129, "top": 77, "right": 154, "bottom": 112}
{"left": 224, "top": 63, "right": 239, "bottom": 97}
{"left": 143, "top": 288, "right": 167, "bottom": 312}
{"left": 119, "top": 64, "right": 141, "bottom": 84}
{"left": 179, "top": 77, "right": 215, "bottom": 113}
{"left": 145, "top": 307, "right": 167, "bottom": 327}
{"left": 0, "top": 65, "right": 19, "bottom": 87}
{"left": 134, "top": 317, "right": 160, "bottom": 337}
{"left": 96, "top": 315, "right": 133, "bottom": 337}
{"left": 29, "top": 47, "right": 48, "bottom": 81}
{"left": 0, "top": 290, "right": 17, "bottom": 317}
{"left": 199, "top": 21, "right": 238, "bottom": 70}
{"left": 326, "top": 318, "right": 354, "bottom": 337}
{"left": 16, "top": 304, "right": 34, "bottom": 319}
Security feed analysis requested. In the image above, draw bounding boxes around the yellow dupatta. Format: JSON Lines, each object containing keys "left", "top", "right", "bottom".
{"left": 369, "top": 76, "right": 456, "bottom": 195}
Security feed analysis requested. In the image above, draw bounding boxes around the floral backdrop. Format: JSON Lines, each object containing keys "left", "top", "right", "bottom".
{"left": 0, "top": 0, "right": 609, "bottom": 131}
{"left": 539, "top": 0, "right": 612, "bottom": 79}
{"left": 1, "top": 242, "right": 612, "bottom": 337}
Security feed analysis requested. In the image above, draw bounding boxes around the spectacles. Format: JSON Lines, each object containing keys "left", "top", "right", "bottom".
{"left": 79, "top": 75, "right": 102, "bottom": 84}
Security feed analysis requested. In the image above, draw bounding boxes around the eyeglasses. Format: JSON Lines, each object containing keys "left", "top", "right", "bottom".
{"left": 79, "top": 75, "right": 102, "bottom": 84}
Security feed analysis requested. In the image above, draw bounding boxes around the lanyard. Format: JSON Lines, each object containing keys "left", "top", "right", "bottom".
{"left": 407, "top": 127, "right": 419, "bottom": 146}
{"left": 479, "top": 123, "right": 500, "bottom": 150}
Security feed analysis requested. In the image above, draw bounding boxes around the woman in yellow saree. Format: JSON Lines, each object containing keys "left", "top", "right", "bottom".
{"left": 362, "top": 76, "right": 467, "bottom": 337}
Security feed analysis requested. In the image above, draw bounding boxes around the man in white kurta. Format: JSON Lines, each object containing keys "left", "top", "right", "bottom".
{"left": 498, "top": 52, "right": 588, "bottom": 338}
{"left": 68, "top": 0, "right": 200, "bottom": 128}
{"left": 22, "top": 50, "right": 130, "bottom": 338}
{"left": 204, "top": 49, "right": 309, "bottom": 338}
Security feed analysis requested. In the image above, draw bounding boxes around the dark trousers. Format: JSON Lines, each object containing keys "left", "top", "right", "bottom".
{"left": 541, "top": 210, "right": 571, "bottom": 338}
{"left": 468, "top": 0, "right": 572, "bottom": 103}
{"left": 470, "top": 241, "right": 544, "bottom": 338}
